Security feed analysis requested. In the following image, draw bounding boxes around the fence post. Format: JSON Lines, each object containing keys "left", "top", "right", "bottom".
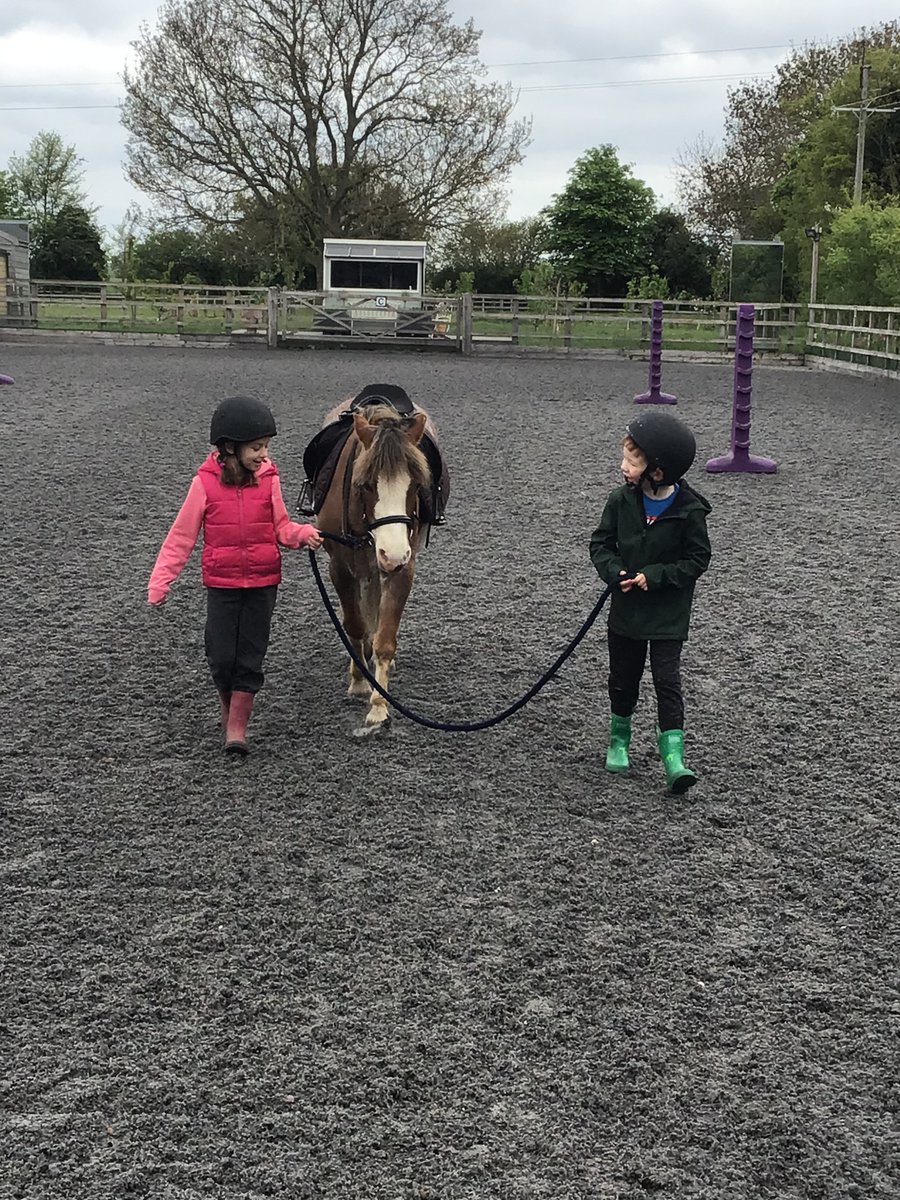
{"left": 511, "top": 297, "right": 520, "bottom": 346}
{"left": 100, "top": 284, "right": 108, "bottom": 328}
{"left": 177, "top": 288, "right": 185, "bottom": 336}
{"left": 266, "top": 288, "right": 279, "bottom": 349}
{"left": 461, "top": 292, "right": 474, "bottom": 355}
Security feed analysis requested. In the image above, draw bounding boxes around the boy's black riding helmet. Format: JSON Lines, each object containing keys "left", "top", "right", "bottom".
{"left": 625, "top": 411, "right": 696, "bottom": 485}
{"left": 210, "top": 396, "right": 277, "bottom": 446}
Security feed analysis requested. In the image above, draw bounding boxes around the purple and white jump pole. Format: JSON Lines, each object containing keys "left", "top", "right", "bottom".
{"left": 634, "top": 300, "right": 676, "bottom": 404}
{"left": 0, "top": 374, "right": 14, "bottom": 385}
{"left": 706, "top": 304, "right": 777, "bottom": 474}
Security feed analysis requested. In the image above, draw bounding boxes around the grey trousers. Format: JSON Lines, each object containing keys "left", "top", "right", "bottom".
{"left": 205, "top": 585, "right": 278, "bottom": 694}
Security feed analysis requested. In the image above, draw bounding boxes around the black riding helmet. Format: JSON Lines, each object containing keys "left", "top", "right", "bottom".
{"left": 210, "top": 395, "right": 277, "bottom": 446}
{"left": 625, "top": 411, "right": 696, "bottom": 486}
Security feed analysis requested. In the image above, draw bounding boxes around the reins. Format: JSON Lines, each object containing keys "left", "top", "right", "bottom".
{"left": 307, "top": 542, "right": 612, "bottom": 733}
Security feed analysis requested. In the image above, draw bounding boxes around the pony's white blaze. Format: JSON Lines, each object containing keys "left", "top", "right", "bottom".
{"left": 372, "top": 468, "right": 413, "bottom": 570}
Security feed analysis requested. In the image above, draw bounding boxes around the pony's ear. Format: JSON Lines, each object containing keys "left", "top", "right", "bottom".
{"left": 405, "top": 412, "right": 427, "bottom": 445}
{"left": 353, "top": 410, "right": 375, "bottom": 448}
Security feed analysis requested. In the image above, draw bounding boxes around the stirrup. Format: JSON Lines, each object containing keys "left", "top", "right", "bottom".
{"left": 297, "top": 480, "right": 316, "bottom": 517}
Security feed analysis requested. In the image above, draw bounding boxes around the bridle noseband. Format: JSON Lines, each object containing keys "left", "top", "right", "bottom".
{"left": 364, "top": 513, "right": 416, "bottom": 535}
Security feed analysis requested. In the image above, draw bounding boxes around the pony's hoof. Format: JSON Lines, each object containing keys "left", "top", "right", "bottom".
{"left": 353, "top": 721, "right": 385, "bottom": 738}
{"left": 347, "top": 680, "right": 371, "bottom": 699}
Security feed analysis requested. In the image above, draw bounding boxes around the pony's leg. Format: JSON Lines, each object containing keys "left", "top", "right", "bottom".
{"left": 365, "top": 568, "right": 414, "bottom": 726}
{"left": 329, "top": 558, "right": 371, "bottom": 699}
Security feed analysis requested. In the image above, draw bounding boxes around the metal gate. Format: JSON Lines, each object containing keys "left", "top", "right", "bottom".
{"left": 277, "top": 291, "right": 460, "bottom": 349}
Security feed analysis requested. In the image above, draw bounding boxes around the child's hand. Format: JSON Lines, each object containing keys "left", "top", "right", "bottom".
{"left": 618, "top": 570, "right": 648, "bottom": 592}
{"left": 148, "top": 588, "right": 168, "bottom": 607}
{"left": 303, "top": 528, "right": 324, "bottom": 550}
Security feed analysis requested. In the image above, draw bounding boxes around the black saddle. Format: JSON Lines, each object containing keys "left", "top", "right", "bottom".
{"left": 348, "top": 383, "right": 415, "bottom": 415}
{"left": 298, "top": 384, "right": 448, "bottom": 524}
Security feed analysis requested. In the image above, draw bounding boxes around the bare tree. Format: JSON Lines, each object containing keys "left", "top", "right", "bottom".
{"left": 122, "top": 0, "right": 531, "bottom": 283}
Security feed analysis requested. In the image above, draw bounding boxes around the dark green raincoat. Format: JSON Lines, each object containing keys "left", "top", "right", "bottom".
{"left": 589, "top": 482, "right": 712, "bottom": 640}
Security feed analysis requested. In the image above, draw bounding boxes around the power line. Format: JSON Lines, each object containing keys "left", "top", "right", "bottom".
{"left": 0, "top": 68, "right": 773, "bottom": 112}
{"left": 487, "top": 42, "right": 795, "bottom": 69}
{"left": 518, "top": 71, "right": 769, "bottom": 94}
{"left": 0, "top": 104, "right": 122, "bottom": 112}
{"left": 0, "top": 81, "right": 120, "bottom": 89}
{"left": 0, "top": 41, "right": 801, "bottom": 91}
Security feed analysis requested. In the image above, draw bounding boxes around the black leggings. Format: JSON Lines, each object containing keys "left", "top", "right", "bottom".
{"left": 205, "top": 585, "right": 278, "bottom": 694}
{"left": 607, "top": 631, "right": 685, "bottom": 730}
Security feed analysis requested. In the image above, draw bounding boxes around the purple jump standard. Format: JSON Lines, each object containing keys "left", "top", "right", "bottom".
{"left": 706, "top": 304, "right": 777, "bottom": 474}
{"left": 0, "top": 374, "right": 15, "bottom": 385}
{"left": 634, "top": 300, "right": 676, "bottom": 404}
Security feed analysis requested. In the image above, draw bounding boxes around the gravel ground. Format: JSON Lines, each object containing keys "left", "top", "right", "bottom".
{"left": 1, "top": 341, "right": 898, "bottom": 1200}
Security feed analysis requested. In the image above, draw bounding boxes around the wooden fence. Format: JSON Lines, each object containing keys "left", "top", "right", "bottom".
{"left": 0, "top": 279, "right": 272, "bottom": 339}
{"left": 3, "top": 282, "right": 900, "bottom": 379}
{"left": 466, "top": 295, "right": 803, "bottom": 354}
{"left": 806, "top": 304, "right": 900, "bottom": 378}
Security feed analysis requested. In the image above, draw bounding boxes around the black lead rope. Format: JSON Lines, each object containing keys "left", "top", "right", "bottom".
{"left": 307, "top": 544, "right": 613, "bottom": 733}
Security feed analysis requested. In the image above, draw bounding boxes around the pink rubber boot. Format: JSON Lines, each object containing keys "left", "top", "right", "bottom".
{"left": 224, "top": 691, "right": 255, "bottom": 755}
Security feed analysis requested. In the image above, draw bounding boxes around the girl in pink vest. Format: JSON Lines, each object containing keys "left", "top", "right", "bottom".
{"left": 148, "top": 396, "right": 322, "bottom": 754}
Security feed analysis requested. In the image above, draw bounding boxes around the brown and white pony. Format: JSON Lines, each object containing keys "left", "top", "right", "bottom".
{"left": 316, "top": 403, "right": 433, "bottom": 729}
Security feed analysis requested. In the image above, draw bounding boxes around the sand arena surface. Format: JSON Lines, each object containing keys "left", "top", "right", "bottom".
{"left": 2, "top": 342, "right": 898, "bottom": 1198}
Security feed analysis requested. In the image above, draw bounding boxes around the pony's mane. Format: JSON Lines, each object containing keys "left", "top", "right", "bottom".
{"left": 354, "top": 405, "right": 431, "bottom": 489}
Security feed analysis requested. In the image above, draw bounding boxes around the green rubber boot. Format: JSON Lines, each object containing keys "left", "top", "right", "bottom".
{"left": 657, "top": 728, "right": 697, "bottom": 794}
{"left": 605, "top": 713, "right": 632, "bottom": 773}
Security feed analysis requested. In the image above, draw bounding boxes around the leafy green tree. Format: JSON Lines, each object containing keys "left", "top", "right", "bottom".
{"left": 626, "top": 273, "right": 670, "bottom": 300}
{"left": 122, "top": 0, "right": 530, "bottom": 285}
{"left": 106, "top": 203, "right": 145, "bottom": 281}
{"left": 0, "top": 170, "right": 21, "bottom": 217}
{"left": 772, "top": 48, "right": 900, "bottom": 298}
{"left": 132, "top": 228, "right": 225, "bottom": 284}
{"left": 675, "top": 22, "right": 900, "bottom": 243}
{"left": 31, "top": 205, "right": 106, "bottom": 279}
{"left": 541, "top": 146, "right": 656, "bottom": 296}
{"left": 644, "top": 209, "right": 714, "bottom": 298}
{"left": 429, "top": 216, "right": 546, "bottom": 293}
{"left": 7, "top": 131, "right": 87, "bottom": 222}
{"left": 818, "top": 203, "right": 900, "bottom": 304}
{"left": 513, "top": 261, "right": 558, "bottom": 295}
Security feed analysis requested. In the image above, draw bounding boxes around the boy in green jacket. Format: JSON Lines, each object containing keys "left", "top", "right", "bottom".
{"left": 589, "top": 411, "right": 712, "bottom": 793}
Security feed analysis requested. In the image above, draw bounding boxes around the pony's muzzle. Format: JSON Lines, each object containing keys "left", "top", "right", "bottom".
{"left": 377, "top": 545, "right": 410, "bottom": 573}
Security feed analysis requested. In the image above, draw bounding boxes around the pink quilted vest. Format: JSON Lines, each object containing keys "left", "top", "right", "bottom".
{"left": 197, "top": 453, "right": 283, "bottom": 588}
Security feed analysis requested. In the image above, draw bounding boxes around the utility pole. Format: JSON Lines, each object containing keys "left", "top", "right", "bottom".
{"left": 834, "top": 58, "right": 900, "bottom": 204}
{"left": 805, "top": 225, "right": 822, "bottom": 305}
{"left": 854, "top": 63, "right": 869, "bottom": 204}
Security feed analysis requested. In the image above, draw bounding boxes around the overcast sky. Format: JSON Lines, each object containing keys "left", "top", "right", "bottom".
{"left": 2, "top": 0, "right": 899, "bottom": 236}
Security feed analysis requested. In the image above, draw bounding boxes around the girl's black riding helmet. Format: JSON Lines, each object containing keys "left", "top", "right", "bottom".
{"left": 625, "top": 411, "right": 696, "bottom": 486}
{"left": 210, "top": 396, "right": 277, "bottom": 446}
